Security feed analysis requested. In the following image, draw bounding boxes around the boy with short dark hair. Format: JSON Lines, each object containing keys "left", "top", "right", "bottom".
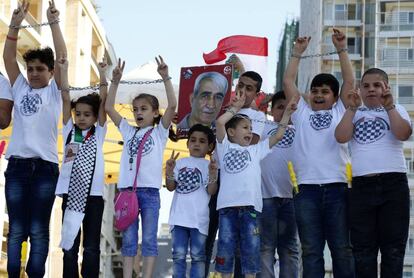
{"left": 236, "top": 71, "right": 266, "bottom": 144}
{"left": 335, "top": 68, "right": 412, "bottom": 277}
{"left": 283, "top": 29, "right": 355, "bottom": 277}
{"left": 214, "top": 89, "right": 297, "bottom": 278}
{"left": 166, "top": 124, "right": 218, "bottom": 278}
{"left": 258, "top": 91, "right": 300, "bottom": 278}
{"left": 3, "top": 1, "right": 67, "bottom": 277}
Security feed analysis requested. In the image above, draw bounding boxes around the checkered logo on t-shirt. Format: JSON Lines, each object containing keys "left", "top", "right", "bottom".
{"left": 309, "top": 112, "right": 333, "bottom": 130}
{"left": 267, "top": 127, "right": 295, "bottom": 148}
{"left": 20, "top": 93, "right": 42, "bottom": 116}
{"left": 176, "top": 167, "right": 203, "bottom": 194}
{"left": 127, "top": 134, "right": 154, "bottom": 157}
{"left": 223, "top": 148, "right": 251, "bottom": 174}
{"left": 353, "top": 117, "right": 389, "bottom": 144}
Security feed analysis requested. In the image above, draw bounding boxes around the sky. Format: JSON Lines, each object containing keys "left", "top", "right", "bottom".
{"left": 97, "top": 0, "right": 300, "bottom": 89}
{"left": 97, "top": 0, "right": 301, "bottom": 227}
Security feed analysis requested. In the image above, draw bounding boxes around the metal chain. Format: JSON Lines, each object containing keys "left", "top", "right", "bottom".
{"left": 68, "top": 78, "right": 165, "bottom": 91}
{"left": 9, "top": 19, "right": 60, "bottom": 29}
{"left": 293, "top": 48, "right": 348, "bottom": 59}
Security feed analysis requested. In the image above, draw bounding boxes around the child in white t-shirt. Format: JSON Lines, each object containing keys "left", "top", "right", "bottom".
{"left": 335, "top": 68, "right": 412, "bottom": 277}
{"left": 165, "top": 124, "right": 218, "bottom": 278}
{"left": 105, "top": 56, "right": 177, "bottom": 278}
{"left": 55, "top": 55, "right": 108, "bottom": 277}
{"left": 214, "top": 89, "right": 297, "bottom": 278}
{"left": 3, "top": 1, "right": 66, "bottom": 276}
{"left": 283, "top": 29, "right": 355, "bottom": 277}
{"left": 258, "top": 91, "right": 300, "bottom": 278}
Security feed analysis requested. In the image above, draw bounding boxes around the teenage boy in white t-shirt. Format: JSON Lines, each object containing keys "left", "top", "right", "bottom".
{"left": 3, "top": 1, "right": 66, "bottom": 277}
{"left": 237, "top": 71, "right": 266, "bottom": 144}
{"left": 335, "top": 68, "right": 412, "bottom": 277}
{"left": 283, "top": 29, "right": 356, "bottom": 278}
{"left": 165, "top": 124, "right": 218, "bottom": 278}
{"left": 214, "top": 89, "right": 297, "bottom": 278}
{"left": 258, "top": 91, "right": 300, "bottom": 278}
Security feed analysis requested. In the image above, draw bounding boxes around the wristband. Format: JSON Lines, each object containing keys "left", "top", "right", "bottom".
{"left": 337, "top": 48, "right": 348, "bottom": 54}
{"left": 348, "top": 106, "right": 358, "bottom": 112}
{"left": 163, "top": 76, "right": 172, "bottom": 82}
{"left": 226, "top": 108, "right": 237, "bottom": 116}
{"left": 291, "top": 53, "right": 301, "bottom": 59}
{"left": 6, "top": 35, "right": 17, "bottom": 41}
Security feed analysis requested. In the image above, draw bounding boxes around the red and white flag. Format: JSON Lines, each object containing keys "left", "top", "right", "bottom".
{"left": 203, "top": 35, "right": 269, "bottom": 92}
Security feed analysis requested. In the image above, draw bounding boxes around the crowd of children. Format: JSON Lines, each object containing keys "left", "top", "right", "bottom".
{"left": 0, "top": 1, "right": 412, "bottom": 278}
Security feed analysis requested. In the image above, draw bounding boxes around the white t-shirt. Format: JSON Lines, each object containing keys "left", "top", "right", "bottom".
{"left": 168, "top": 156, "right": 211, "bottom": 235}
{"left": 0, "top": 74, "right": 13, "bottom": 101}
{"left": 260, "top": 122, "right": 296, "bottom": 199}
{"left": 238, "top": 108, "right": 265, "bottom": 138}
{"left": 6, "top": 74, "right": 62, "bottom": 163}
{"left": 291, "top": 97, "right": 349, "bottom": 184}
{"left": 55, "top": 119, "right": 107, "bottom": 196}
{"left": 117, "top": 119, "right": 169, "bottom": 189}
{"left": 350, "top": 105, "right": 410, "bottom": 176}
{"left": 216, "top": 136, "right": 271, "bottom": 212}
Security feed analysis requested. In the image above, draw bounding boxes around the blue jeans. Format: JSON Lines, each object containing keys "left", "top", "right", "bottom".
{"left": 62, "top": 195, "right": 104, "bottom": 278}
{"left": 294, "top": 183, "right": 355, "bottom": 278}
{"left": 350, "top": 173, "right": 409, "bottom": 278}
{"left": 5, "top": 157, "right": 59, "bottom": 278}
{"left": 215, "top": 206, "right": 260, "bottom": 275}
{"left": 172, "top": 226, "right": 207, "bottom": 278}
{"left": 121, "top": 187, "right": 160, "bottom": 257}
{"left": 258, "top": 197, "right": 300, "bottom": 278}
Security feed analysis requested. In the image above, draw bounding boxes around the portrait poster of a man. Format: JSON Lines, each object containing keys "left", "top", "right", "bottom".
{"left": 175, "top": 64, "right": 232, "bottom": 139}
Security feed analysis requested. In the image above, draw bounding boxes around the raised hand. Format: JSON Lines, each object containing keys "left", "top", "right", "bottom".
{"left": 332, "top": 28, "right": 347, "bottom": 50}
{"left": 98, "top": 55, "right": 108, "bottom": 76}
{"left": 47, "top": 0, "right": 60, "bottom": 23}
{"left": 10, "top": 0, "right": 29, "bottom": 27}
{"left": 231, "top": 89, "right": 246, "bottom": 111}
{"left": 347, "top": 89, "right": 362, "bottom": 108}
{"left": 112, "top": 58, "right": 125, "bottom": 84}
{"left": 293, "top": 36, "right": 311, "bottom": 55}
{"left": 166, "top": 150, "right": 180, "bottom": 173}
{"left": 208, "top": 156, "right": 218, "bottom": 177}
{"left": 155, "top": 55, "right": 169, "bottom": 80}
{"left": 285, "top": 94, "right": 300, "bottom": 115}
{"left": 379, "top": 82, "right": 394, "bottom": 109}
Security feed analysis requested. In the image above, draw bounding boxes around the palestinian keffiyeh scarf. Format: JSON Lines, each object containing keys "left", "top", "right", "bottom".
{"left": 60, "top": 125, "right": 97, "bottom": 250}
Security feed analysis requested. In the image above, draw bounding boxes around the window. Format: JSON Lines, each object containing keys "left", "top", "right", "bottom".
{"left": 348, "top": 4, "right": 356, "bottom": 20}
{"left": 409, "top": 49, "right": 413, "bottom": 60}
{"left": 409, "top": 12, "right": 414, "bottom": 24}
{"left": 335, "top": 4, "right": 346, "bottom": 20}
{"left": 399, "top": 86, "right": 413, "bottom": 98}
{"left": 324, "top": 3, "right": 333, "bottom": 20}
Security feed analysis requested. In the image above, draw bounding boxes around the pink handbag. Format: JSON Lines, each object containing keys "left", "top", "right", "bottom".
{"left": 114, "top": 129, "right": 152, "bottom": 231}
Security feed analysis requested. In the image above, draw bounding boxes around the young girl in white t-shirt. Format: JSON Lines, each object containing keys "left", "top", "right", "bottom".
{"left": 335, "top": 68, "right": 412, "bottom": 277}
{"left": 105, "top": 57, "right": 177, "bottom": 278}
{"left": 55, "top": 55, "right": 108, "bottom": 277}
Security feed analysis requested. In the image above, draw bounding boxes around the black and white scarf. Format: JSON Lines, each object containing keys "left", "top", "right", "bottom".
{"left": 60, "top": 126, "right": 97, "bottom": 250}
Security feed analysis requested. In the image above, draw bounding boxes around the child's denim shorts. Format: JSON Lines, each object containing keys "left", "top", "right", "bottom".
{"left": 121, "top": 187, "right": 160, "bottom": 257}
{"left": 215, "top": 206, "right": 260, "bottom": 274}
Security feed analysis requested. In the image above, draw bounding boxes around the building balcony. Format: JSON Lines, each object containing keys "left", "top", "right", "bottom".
{"left": 378, "top": 60, "right": 414, "bottom": 75}
{"left": 323, "top": 19, "right": 362, "bottom": 27}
